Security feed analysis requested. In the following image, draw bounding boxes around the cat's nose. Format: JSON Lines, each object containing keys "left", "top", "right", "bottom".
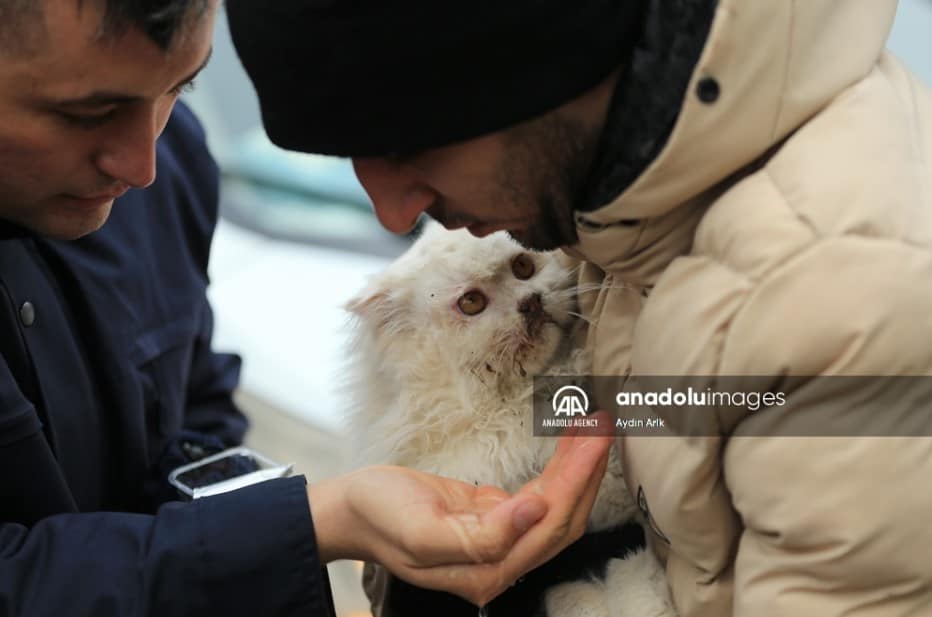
{"left": 518, "top": 293, "right": 543, "bottom": 317}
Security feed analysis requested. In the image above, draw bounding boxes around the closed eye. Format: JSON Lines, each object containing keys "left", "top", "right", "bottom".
{"left": 57, "top": 108, "right": 117, "bottom": 129}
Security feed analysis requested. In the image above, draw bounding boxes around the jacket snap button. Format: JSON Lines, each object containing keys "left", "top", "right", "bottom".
{"left": 20, "top": 301, "right": 35, "bottom": 327}
{"left": 696, "top": 77, "right": 720, "bottom": 103}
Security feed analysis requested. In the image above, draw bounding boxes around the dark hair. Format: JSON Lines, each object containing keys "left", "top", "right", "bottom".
{"left": 98, "top": 0, "right": 210, "bottom": 50}
{"left": 0, "top": 0, "right": 41, "bottom": 53}
{"left": 0, "top": 0, "right": 209, "bottom": 54}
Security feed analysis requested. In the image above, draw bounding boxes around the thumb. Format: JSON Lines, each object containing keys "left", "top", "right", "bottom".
{"left": 468, "top": 495, "right": 548, "bottom": 562}
{"left": 509, "top": 496, "right": 549, "bottom": 532}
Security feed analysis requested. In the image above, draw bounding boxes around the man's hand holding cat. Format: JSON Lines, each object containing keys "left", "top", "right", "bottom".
{"left": 306, "top": 419, "right": 613, "bottom": 605}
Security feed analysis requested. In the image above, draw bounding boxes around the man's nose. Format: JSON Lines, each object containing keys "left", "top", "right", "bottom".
{"left": 352, "top": 157, "right": 437, "bottom": 234}
{"left": 95, "top": 104, "right": 171, "bottom": 189}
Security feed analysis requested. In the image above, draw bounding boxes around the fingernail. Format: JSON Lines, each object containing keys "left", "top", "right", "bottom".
{"left": 513, "top": 500, "right": 547, "bottom": 531}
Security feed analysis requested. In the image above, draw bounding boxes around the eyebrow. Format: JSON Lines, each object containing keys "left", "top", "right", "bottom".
{"left": 52, "top": 46, "right": 213, "bottom": 107}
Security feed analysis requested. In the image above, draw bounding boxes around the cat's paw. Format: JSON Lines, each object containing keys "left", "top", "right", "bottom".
{"left": 544, "top": 578, "right": 609, "bottom": 617}
{"left": 604, "top": 549, "right": 677, "bottom": 617}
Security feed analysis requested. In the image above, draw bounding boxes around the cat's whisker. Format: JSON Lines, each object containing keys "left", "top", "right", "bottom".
{"left": 560, "top": 261, "right": 583, "bottom": 275}
{"left": 553, "top": 286, "right": 584, "bottom": 296}
{"left": 571, "top": 282, "right": 632, "bottom": 295}
{"left": 566, "top": 311, "right": 595, "bottom": 324}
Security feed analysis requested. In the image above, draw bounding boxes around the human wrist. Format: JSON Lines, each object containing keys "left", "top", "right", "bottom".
{"left": 307, "top": 475, "right": 353, "bottom": 563}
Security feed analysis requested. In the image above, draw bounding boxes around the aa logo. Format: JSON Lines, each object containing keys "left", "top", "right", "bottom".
{"left": 552, "top": 385, "right": 589, "bottom": 417}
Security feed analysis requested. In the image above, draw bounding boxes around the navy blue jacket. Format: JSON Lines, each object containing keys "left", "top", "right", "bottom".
{"left": 0, "top": 104, "right": 334, "bottom": 617}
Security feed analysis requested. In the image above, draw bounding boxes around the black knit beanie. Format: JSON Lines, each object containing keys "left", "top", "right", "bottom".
{"left": 226, "top": 0, "right": 647, "bottom": 158}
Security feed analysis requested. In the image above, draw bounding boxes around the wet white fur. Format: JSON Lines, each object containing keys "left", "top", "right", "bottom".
{"left": 344, "top": 223, "right": 675, "bottom": 617}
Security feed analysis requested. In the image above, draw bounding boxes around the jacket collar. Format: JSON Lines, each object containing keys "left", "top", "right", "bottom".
{"left": 571, "top": 0, "right": 899, "bottom": 272}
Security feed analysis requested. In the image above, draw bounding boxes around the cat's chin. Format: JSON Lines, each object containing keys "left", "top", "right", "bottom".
{"left": 508, "top": 320, "right": 572, "bottom": 378}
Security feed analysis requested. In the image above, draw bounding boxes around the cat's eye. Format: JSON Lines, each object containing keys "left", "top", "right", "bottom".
{"left": 457, "top": 290, "right": 488, "bottom": 316}
{"left": 511, "top": 254, "right": 535, "bottom": 280}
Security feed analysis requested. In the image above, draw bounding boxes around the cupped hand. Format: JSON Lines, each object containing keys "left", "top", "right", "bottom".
{"left": 308, "top": 412, "right": 613, "bottom": 606}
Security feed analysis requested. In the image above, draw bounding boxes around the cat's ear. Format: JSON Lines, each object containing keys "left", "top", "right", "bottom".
{"left": 344, "top": 275, "right": 404, "bottom": 330}
{"left": 344, "top": 285, "right": 390, "bottom": 315}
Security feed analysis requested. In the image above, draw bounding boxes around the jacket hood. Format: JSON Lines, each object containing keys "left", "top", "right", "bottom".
{"left": 579, "top": 0, "right": 899, "bottom": 225}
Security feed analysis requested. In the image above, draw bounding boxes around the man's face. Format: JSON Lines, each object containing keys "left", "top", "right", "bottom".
{"left": 0, "top": 0, "right": 216, "bottom": 240}
{"left": 353, "top": 108, "right": 603, "bottom": 252}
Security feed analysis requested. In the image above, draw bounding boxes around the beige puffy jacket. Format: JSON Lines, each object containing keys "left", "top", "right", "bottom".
{"left": 569, "top": 0, "right": 932, "bottom": 615}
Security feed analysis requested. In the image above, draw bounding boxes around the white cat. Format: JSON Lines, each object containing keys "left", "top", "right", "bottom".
{"left": 344, "top": 222, "right": 675, "bottom": 617}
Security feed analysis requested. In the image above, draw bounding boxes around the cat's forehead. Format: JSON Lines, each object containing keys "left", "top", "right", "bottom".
{"left": 406, "top": 226, "right": 523, "bottom": 267}
{"left": 382, "top": 225, "right": 564, "bottom": 294}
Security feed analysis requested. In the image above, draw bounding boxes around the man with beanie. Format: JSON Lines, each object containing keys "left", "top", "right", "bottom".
{"left": 228, "top": 0, "right": 932, "bottom": 616}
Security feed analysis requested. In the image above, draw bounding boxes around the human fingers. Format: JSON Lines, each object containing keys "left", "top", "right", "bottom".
{"left": 397, "top": 467, "right": 602, "bottom": 608}
{"left": 396, "top": 490, "right": 549, "bottom": 569}
{"left": 397, "top": 414, "right": 610, "bottom": 573}
{"left": 448, "top": 422, "right": 610, "bottom": 569}
{"left": 395, "top": 458, "right": 604, "bottom": 609}
{"left": 484, "top": 420, "right": 612, "bottom": 594}
{"left": 393, "top": 559, "right": 507, "bottom": 606}
{"left": 554, "top": 412, "right": 614, "bottom": 536}
{"left": 559, "top": 433, "right": 611, "bottom": 545}
{"left": 369, "top": 482, "right": 548, "bottom": 605}
{"left": 519, "top": 411, "right": 613, "bottom": 501}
